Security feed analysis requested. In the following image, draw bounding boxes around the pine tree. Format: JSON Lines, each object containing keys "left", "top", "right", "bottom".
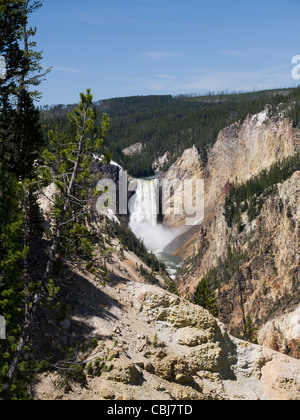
{"left": 0, "top": 168, "right": 30, "bottom": 399}
{"left": 194, "top": 278, "right": 219, "bottom": 317}
{"left": 0, "top": 0, "right": 48, "bottom": 178}
{"left": 245, "top": 313, "right": 257, "bottom": 344}
{"left": 0, "top": 89, "right": 109, "bottom": 399}
{"left": 41, "top": 89, "right": 110, "bottom": 269}
{"left": 0, "top": 0, "right": 48, "bottom": 399}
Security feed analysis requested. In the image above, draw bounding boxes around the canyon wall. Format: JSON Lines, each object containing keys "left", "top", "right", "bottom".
{"left": 162, "top": 107, "right": 299, "bottom": 227}
{"left": 163, "top": 107, "right": 300, "bottom": 358}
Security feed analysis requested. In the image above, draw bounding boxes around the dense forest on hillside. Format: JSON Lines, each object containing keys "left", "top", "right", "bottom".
{"left": 40, "top": 87, "right": 300, "bottom": 177}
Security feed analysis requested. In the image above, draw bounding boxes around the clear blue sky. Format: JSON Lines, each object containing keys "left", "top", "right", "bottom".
{"left": 30, "top": 0, "right": 300, "bottom": 105}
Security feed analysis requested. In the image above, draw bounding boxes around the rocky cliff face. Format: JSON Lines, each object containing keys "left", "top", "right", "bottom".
{"left": 163, "top": 108, "right": 300, "bottom": 359}
{"left": 35, "top": 271, "right": 300, "bottom": 400}
{"left": 205, "top": 109, "right": 299, "bottom": 207}
{"left": 123, "top": 142, "right": 144, "bottom": 157}
{"left": 161, "top": 145, "right": 204, "bottom": 227}
{"left": 178, "top": 171, "right": 299, "bottom": 348}
{"left": 162, "top": 107, "right": 299, "bottom": 227}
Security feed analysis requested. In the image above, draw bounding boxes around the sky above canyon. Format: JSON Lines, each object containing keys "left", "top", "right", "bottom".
{"left": 31, "top": 0, "right": 300, "bottom": 105}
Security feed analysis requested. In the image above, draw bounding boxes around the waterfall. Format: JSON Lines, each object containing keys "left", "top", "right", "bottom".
{"left": 129, "top": 179, "right": 160, "bottom": 250}
{"left": 129, "top": 178, "right": 184, "bottom": 253}
{"left": 129, "top": 178, "right": 158, "bottom": 229}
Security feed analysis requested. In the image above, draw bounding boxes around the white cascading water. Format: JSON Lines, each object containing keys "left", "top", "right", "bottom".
{"left": 94, "top": 154, "right": 184, "bottom": 279}
{"left": 129, "top": 178, "right": 183, "bottom": 253}
{"left": 129, "top": 178, "right": 158, "bottom": 229}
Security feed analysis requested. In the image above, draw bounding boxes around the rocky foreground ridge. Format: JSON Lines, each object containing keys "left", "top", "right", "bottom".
{"left": 35, "top": 271, "right": 300, "bottom": 400}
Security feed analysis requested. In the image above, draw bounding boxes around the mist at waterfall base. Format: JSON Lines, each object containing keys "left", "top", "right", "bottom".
{"left": 128, "top": 178, "right": 184, "bottom": 279}
{"left": 129, "top": 216, "right": 184, "bottom": 252}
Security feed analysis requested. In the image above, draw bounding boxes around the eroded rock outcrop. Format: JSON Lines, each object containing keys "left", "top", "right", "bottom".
{"left": 35, "top": 280, "right": 300, "bottom": 400}
{"left": 123, "top": 142, "right": 144, "bottom": 157}
{"left": 161, "top": 145, "right": 204, "bottom": 227}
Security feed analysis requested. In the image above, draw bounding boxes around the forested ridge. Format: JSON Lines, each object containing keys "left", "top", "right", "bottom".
{"left": 41, "top": 87, "right": 300, "bottom": 177}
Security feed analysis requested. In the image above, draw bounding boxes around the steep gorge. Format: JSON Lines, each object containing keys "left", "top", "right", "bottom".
{"left": 34, "top": 103, "right": 300, "bottom": 400}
